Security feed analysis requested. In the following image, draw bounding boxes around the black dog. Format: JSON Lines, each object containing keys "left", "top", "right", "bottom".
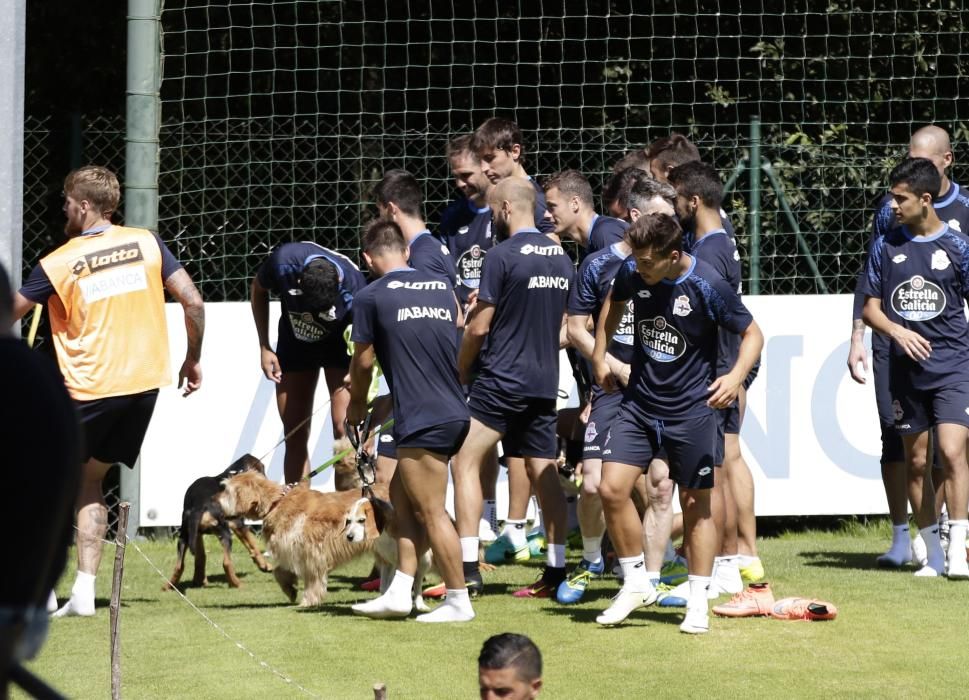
{"left": 164, "top": 454, "right": 272, "bottom": 590}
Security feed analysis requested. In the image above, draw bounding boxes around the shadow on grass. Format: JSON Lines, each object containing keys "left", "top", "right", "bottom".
{"left": 202, "top": 601, "right": 294, "bottom": 610}
{"left": 95, "top": 597, "right": 157, "bottom": 606}
{"left": 799, "top": 550, "right": 894, "bottom": 571}
{"left": 541, "top": 604, "right": 679, "bottom": 626}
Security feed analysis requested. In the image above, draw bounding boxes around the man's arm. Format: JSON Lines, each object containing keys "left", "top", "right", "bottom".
{"left": 250, "top": 274, "right": 281, "bottom": 383}
{"left": 567, "top": 312, "right": 629, "bottom": 386}
{"left": 707, "top": 319, "right": 764, "bottom": 409}
{"left": 458, "top": 301, "right": 495, "bottom": 385}
{"left": 164, "top": 268, "right": 204, "bottom": 396}
{"left": 12, "top": 292, "right": 36, "bottom": 323}
{"left": 862, "top": 296, "right": 931, "bottom": 361}
{"left": 591, "top": 293, "right": 624, "bottom": 392}
{"left": 348, "top": 342, "right": 376, "bottom": 426}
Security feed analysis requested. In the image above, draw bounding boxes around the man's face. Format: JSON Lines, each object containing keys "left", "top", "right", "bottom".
{"left": 450, "top": 152, "right": 491, "bottom": 206}
{"left": 629, "top": 196, "right": 675, "bottom": 223}
{"left": 908, "top": 145, "right": 952, "bottom": 180}
{"left": 649, "top": 158, "right": 670, "bottom": 183}
{"left": 544, "top": 187, "right": 577, "bottom": 237}
{"left": 631, "top": 245, "right": 680, "bottom": 286}
{"left": 479, "top": 146, "right": 520, "bottom": 183}
{"left": 479, "top": 667, "right": 541, "bottom": 700}
{"left": 674, "top": 189, "right": 696, "bottom": 227}
{"left": 63, "top": 193, "right": 87, "bottom": 236}
{"left": 889, "top": 183, "right": 929, "bottom": 226}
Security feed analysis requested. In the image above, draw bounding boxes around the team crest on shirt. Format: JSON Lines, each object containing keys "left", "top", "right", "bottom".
{"left": 457, "top": 244, "right": 486, "bottom": 289}
{"left": 892, "top": 400, "right": 903, "bottom": 422}
{"left": 931, "top": 250, "right": 951, "bottom": 271}
{"left": 672, "top": 295, "right": 692, "bottom": 317}
{"left": 638, "top": 316, "right": 686, "bottom": 362}
{"left": 892, "top": 254, "right": 907, "bottom": 264}
{"left": 584, "top": 421, "right": 598, "bottom": 443}
{"left": 949, "top": 218, "right": 962, "bottom": 232}
{"left": 890, "top": 275, "right": 946, "bottom": 321}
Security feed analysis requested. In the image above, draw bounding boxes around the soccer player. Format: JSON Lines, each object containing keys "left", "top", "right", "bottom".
{"left": 558, "top": 177, "right": 676, "bottom": 604}
{"left": 593, "top": 213, "right": 763, "bottom": 632}
{"left": 601, "top": 166, "right": 650, "bottom": 221}
{"left": 669, "top": 160, "right": 759, "bottom": 599}
{"left": 848, "top": 126, "right": 969, "bottom": 567}
{"left": 478, "top": 633, "right": 543, "bottom": 700}
{"left": 13, "top": 165, "right": 205, "bottom": 617}
{"left": 544, "top": 169, "right": 629, "bottom": 253}
{"left": 451, "top": 177, "right": 574, "bottom": 597}
{"left": 860, "top": 156, "right": 969, "bottom": 579}
{"left": 251, "top": 241, "right": 366, "bottom": 484}
{"left": 347, "top": 220, "right": 473, "bottom": 622}
{"left": 470, "top": 117, "right": 556, "bottom": 236}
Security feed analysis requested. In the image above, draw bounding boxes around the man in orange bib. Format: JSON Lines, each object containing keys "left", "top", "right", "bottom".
{"left": 13, "top": 165, "right": 205, "bottom": 617}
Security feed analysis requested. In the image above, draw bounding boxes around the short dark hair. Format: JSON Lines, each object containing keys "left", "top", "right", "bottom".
{"left": 646, "top": 133, "right": 701, "bottom": 172}
{"left": 544, "top": 169, "right": 594, "bottom": 208}
{"left": 889, "top": 157, "right": 941, "bottom": 201}
{"left": 361, "top": 218, "right": 408, "bottom": 256}
{"left": 470, "top": 117, "right": 525, "bottom": 159}
{"left": 610, "top": 148, "right": 651, "bottom": 174}
{"left": 300, "top": 257, "right": 341, "bottom": 314}
{"left": 667, "top": 160, "right": 723, "bottom": 209}
{"left": 626, "top": 177, "right": 676, "bottom": 213}
{"left": 447, "top": 134, "right": 476, "bottom": 162}
{"left": 373, "top": 168, "right": 424, "bottom": 218}
{"left": 626, "top": 212, "right": 683, "bottom": 257}
{"left": 602, "top": 166, "right": 649, "bottom": 211}
{"left": 478, "top": 633, "right": 542, "bottom": 682}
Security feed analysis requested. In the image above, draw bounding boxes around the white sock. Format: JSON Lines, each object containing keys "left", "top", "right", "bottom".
{"left": 46, "top": 590, "right": 58, "bottom": 614}
{"left": 619, "top": 554, "right": 648, "bottom": 590}
{"left": 504, "top": 520, "right": 527, "bottom": 548}
{"left": 416, "top": 588, "right": 475, "bottom": 623}
{"left": 582, "top": 536, "right": 603, "bottom": 565}
{"left": 878, "top": 524, "right": 911, "bottom": 565}
{"left": 460, "top": 537, "right": 479, "bottom": 563}
{"left": 664, "top": 540, "right": 677, "bottom": 562}
{"left": 920, "top": 525, "right": 945, "bottom": 572}
{"left": 529, "top": 497, "right": 544, "bottom": 534}
{"left": 688, "top": 575, "right": 711, "bottom": 609}
{"left": 386, "top": 571, "right": 415, "bottom": 598}
{"left": 948, "top": 520, "right": 968, "bottom": 559}
{"left": 736, "top": 554, "right": 758, "bottom": 567}
{"left": 548, "top": 544, "right": 566, "bottom": 568}
{"left": 645, "top": 570, "right": 660, "bottom": 583}
{"left": 483, "top": 500, "right": 497, "bottom": 532}
{"left": 53, "top": 571, "right": 96, "bottom": 618}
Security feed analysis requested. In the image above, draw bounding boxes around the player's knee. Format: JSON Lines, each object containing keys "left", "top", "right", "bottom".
{"left": 597, "top": 478, "right": 628, "bottom": 508}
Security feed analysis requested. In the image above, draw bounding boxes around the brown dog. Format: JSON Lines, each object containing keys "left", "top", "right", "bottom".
{"left": 165, "top": 454, "right": 271, "bottom": 591}
{"left": 218, "top": 471, "right": 390, "bottom": 607}
{"left": 331, "top": 437, "right": 361, "bottom": 491}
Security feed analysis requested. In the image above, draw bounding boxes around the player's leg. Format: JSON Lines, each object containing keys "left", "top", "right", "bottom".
{"left": 902, "top": 429, "right": 943, "bottom": 576}
{"left": 933, "top": 381, "right": 969, "bottom": 578}
{"left": 275, "top": 368, "right": 320, "bottom": 483}
{"left": 486, "top": 454, "right": 534, "bottom": 564}
{"left": 479, "top": 446, "right": 500, "bottom": 542}
{"left": 709, "top": 408, "right": 742, "bottom": 598}
{"left": 322, "top": 365, "right": 350, "bottom": 440}
{"left": 876, "top": 422, "right": 911, "bottom": 567}
{"left": 643, "top": 458, "right": 675, "bottom": 580}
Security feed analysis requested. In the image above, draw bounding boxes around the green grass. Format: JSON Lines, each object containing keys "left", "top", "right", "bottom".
{"left": 17, "top": 524, "right": 969, "bottom": 699}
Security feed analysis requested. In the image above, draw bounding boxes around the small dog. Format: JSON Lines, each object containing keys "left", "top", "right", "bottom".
{"left": 218, "top": 471, "right": 394, "bottom": 607}
{"left": 164, "top": 454, "right": 272, "bottom": 591}
{"left": 331, "top": 437, "right": 362, "bottom": 491}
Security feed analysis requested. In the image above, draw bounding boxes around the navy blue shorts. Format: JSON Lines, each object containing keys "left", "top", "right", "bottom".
{"left": 275, "top": 327, "right": 350, "bottom": 373}
{"left": 397, "top": 420, "right": 470, "bottom": 458}
{"left": 713, "top": 404, "right": 742, "bottom": 465}
{"left": 376, "top": 429, "right": 397, "bottom": 460}
{"left": 75, "top": 389, "right": 159, "bottom": 468}
{"left": 468, "top": 381, "right": 558, "bottom": 459}
{"left": 601, "top": 403, "right": 716, "bottom": 490}
{"left": 582, "top": 386, "right": 623, "bottom": 461}
{"left": 892, "top": 380, "right": 969, "bottom": 434}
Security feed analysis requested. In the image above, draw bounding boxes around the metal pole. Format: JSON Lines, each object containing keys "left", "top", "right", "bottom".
{"left": 0, "top": 0, "right": 26, "bottom": 309}
{"left": 749, "top": 118, "right": 762, "bottom": 295}
{"left": 123, "top": 0, "right": 162, "bottom": 531}
{"left": 721, "top": 157, "right": 747, "bottom": 200}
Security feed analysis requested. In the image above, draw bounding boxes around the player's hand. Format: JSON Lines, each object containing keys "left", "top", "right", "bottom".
{"left": 614, "top": 362, "right": 631, "bottom": 388}
{"left": 178, "top": 359, "right": 202, "bottom": 397}
{"left": 847, "top": 336, "right": 869, "bottom": 384}
{"left": 890, "top": 325, "right": 932, "bottom": 362}
{"left": 593, "top": 358, "right": 617, "bottom": 393}
{"left": 464, "top": 290, "right": 479, "bottom": 320}
{"left": 260, "top": 348, "right": 282, "bottom": 383}
{"left": 707, "top": 372, "right": 742, "bottom": 409}
{"left": 579, "top": 400, "right": 592, "bottom": 424}
{"left": 346, "top": 400, "right": 367, "bottom": 427}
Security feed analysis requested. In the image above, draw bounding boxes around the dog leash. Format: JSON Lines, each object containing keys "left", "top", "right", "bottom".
{"left": 344, "top": 413, "right": 378, "bottom": 495}
{"left": 255, "top": 397, "right": 332, "bottom": 465}
{"left": 297, "top": 415, "right": 394, "bottom": 484}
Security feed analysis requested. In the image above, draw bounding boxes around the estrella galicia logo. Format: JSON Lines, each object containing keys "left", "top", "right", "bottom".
{"left": 457, "top": 244, "right": 485, "bottom": 289}
{"left": 638, "top": 316, "right": 686, "bottom": 362}
{"left": 890, "top": 275, "right": 946, "bottom": 321}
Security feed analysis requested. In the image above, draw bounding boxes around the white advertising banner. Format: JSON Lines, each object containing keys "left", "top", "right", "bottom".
{"left": 140, "top": 295, "right": 884, "bottom": 526}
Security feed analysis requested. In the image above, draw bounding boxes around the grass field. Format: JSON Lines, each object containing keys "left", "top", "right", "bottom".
{"left": 15, "top": 520, "right": 969, "bottom": 699}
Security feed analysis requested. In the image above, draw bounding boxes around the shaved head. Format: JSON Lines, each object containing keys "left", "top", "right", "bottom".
{"left": 908, "top": 125, "right": 953, "bottom": 184}
{"left": 489, "top": 177, "right": 536, "bottom": 216}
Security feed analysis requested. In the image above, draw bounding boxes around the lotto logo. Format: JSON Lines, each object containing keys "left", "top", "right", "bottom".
{"left": 71, "top": 242, "right": 144, "bottom": 276}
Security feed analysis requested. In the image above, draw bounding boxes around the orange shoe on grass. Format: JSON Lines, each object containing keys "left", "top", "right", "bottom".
{"left": 712, "top": 582, "right": 775, "bottom": 618}
{"left": 769, "top": 597, "right": 837, "bottom": 621}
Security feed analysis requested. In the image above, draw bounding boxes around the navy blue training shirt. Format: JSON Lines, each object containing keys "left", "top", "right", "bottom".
{"left": 687, "top": 228, "right": 743, "bottom": 376}
{"left": 351, "top": 267, "right": 469, "bottom": 438}
{"left": 530, "top": 179, "right": 557, "bottom": 236}
{"left": 587, "top": 215, "right": 630, "bottom": 254}
{"left": 612, "top": 255, "right": 754, "bottom": 417}
{"left": 475, "top": 227, "right": 574, "bottom": 399}
{"left": 861, "top": 223, "right": 969, "bottom": 390}
{"left": 438, "top": 200, "right": 494, "bottom": 306}
{"left": 256, "top": 241, "right": 366, "bottom": 344}
{"left": 408, "top": 230, "right": 458, "bottom": 288}
{"left": 568, "top": 242, "right": 634, "bottom": 366}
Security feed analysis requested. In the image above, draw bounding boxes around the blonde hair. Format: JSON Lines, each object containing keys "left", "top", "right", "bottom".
{"left": 64, "top": 166, "right": 121, "bottom": 216}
